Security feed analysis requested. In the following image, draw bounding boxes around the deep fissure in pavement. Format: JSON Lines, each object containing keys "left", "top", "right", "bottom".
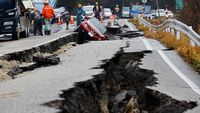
{"left": 45, "top": 49, "right": 197, "bottom": 113}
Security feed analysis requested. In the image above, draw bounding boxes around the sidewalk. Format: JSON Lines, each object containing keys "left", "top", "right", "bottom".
{"left": 0, "top": 24, "right": 77, "bottom": 57}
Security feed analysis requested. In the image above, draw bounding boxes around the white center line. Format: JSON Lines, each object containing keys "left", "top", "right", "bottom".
{"left": 139, "top": 37, "right": 153, "bottom": 51}
{"left": 126, "top": 20, "right": 134, "bottom": 31}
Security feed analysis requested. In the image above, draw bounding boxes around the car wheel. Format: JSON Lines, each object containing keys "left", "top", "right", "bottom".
{"left": 12, "top": 30, "right": 20, "bottom": 40}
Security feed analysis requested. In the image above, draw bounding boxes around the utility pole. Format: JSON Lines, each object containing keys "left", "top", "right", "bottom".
{"left": 142, "top": 0, "right": 147, "bottom": 15}
{"left": 165, "top": 0, "right": 168, "bottom": 18}
{"left": 156, "top": 0, "right": 160, "bottom": 18}
{"left": 102, "top": 0, "right": 104, "bottom": 8}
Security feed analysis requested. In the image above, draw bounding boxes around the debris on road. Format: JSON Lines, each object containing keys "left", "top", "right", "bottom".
{"left": 116, "top": 31, "right": 144, "bottom": 38}
{"left": 106, "top": 20, "right": 121, "bottom": 34}
{"left": 33, "top": 54, "right": 60, "bottom": 66}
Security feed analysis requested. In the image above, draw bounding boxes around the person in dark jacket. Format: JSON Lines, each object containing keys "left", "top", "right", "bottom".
{"left": 33, "top": 9, "right": 43, "bottom": 36}
{"left": 114, "top": 5, "right": 120, "bottom": 19}
{"left": 76, "top": 4, "right": 85, "bottom": 26}
{"left": 64, "top": 12, "right": 70, "bottom": 30}
{"left": 93, "top": 2, "right": 102, "bottom": 20}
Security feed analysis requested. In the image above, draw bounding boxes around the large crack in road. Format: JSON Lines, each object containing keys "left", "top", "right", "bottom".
{"left": 44, "top": 47, "right": 197, "bottom": 113}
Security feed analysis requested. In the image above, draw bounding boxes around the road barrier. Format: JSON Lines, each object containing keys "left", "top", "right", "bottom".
{"left": 139, "top": 18, "right": 200, "bottom": 46}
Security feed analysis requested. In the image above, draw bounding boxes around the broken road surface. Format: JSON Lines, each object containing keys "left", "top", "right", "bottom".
{"left": 0, "top": 19, "right": 200, "bottom": 113}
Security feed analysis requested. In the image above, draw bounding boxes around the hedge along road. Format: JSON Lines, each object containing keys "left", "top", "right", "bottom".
{"left": 0, "top": 19, "right": 200, "bottom": 113}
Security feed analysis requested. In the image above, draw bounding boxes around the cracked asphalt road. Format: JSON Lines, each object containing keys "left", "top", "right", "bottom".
{"left": 0, "top": 19, "right": 200, "bottom": 113}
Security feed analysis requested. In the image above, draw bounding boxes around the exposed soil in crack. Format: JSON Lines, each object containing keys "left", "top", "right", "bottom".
{"left": 0, "top": 42, "right": 76, "bottom": 82}
{"left": 44, "top": 49, "right": 197, "bottom": 113}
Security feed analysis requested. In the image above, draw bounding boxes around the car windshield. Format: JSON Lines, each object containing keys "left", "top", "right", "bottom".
{"left": 123, "top": 7, "right": 129, "bottom": 11}
{"left": 88, "top": 18, "right": 106, "bottom": 34}
{"left": 0, "top": 0, "right": 15, "bottom": 11}
{"left": 132, "top": 5, "right": 143, "bottom": 11}
{"left": 151, "top": 10, "right": 156, "bottom": 13}
{"left": 156, "top": 9, "right": 165, "bottom": 13}
{"left": 54, "top": 7, "right": 65, "bottom": 15}
{"left": 82, "top": 6, "right": 94, "bottom": 12}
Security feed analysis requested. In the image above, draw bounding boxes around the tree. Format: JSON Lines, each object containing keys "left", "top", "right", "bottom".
{"left": 179, "top": 0, "right": 200, "bottom": 34}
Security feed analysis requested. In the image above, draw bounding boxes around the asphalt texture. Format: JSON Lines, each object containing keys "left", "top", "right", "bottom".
{"left": 0, "top": 19, "right": 200, "bottom": 113}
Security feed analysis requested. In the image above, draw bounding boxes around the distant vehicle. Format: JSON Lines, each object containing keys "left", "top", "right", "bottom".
{"left": 32, "top": 0, "right": 57, "bottom": 13}
{"left": 143, "top": 6, "right": 151, "bottom": 18}
{"left": 79, "top": 17, "right": 107, "bottom": 41}
{"left": 130, "top": 5, "right": 143, "bottom": 17}
{"left": 54, "top": 7, "right": 69, "bottom": 23}
{"left": 155, "top": 9, "right": 166, "bottom": 17}
{"left": 103, "top": 8, "right": 112, "bottom": 18}
{"left": 168, "top": 11, "right": 174, "bottom": 18}
{"left": 151, "top": 10, "right": 156, "bottom": 17}
{"left": 0, "top": 0, "right": 34, "bottom": 40}
{"left": 82, "top": 5, "right": 95, "bottom": 18}
{"left": 121, "top": 7, "right": 130, "bottom": 18}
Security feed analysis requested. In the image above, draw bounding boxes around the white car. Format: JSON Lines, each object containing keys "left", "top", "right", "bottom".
{"left": 155, "top": 9, "right": 166, "bottom": 17}
{"left": 103, "top": 8, "right": 112, "bottom": 18}
{"left": 82, "top": 5, "right": 95, "bottom": 18}
{"left": 151, "top": 10, "right": 156, "bottom": 17}
{"left": 168, "top": 11, "right": 174, "bottom": 18}
{"left": 121, "top": 7, "right": 130, "bottom": 18}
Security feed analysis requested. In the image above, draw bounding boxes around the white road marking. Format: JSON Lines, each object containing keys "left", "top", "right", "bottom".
{"left": 158, "top": 50, "right": 200, "bottom": 95}
{"left": 126, "top": 20, "right": 200, "bottom": 95}
{"left": 126, "top": 20, "right": 134, "bottom": 31}
{"left": 139, "top": 37, "right": 153, "bottom": 51}
{"left": 126, "top": 20, "right": 153, "bottom": 50}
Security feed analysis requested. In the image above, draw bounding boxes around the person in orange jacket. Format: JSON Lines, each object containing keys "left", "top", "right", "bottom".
{"left": 42, "top": 1, "right": 55, "bottom": 35}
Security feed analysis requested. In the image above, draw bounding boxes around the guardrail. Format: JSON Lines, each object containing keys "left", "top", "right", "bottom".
{"left": 139, "top": 18, "right": 200, "bottom": 46}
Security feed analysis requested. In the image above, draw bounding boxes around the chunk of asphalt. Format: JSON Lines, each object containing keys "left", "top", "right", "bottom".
{"left": 123, "top": 24, "right": 129, "bottom": 28}
{"left": 33, "top": 55, "right": 60, "bottom": 66}
{"left": 19, "top": 62, "right": 38, "bottom": 71}
{"left": 8, "top": 67, "right": 23, "bottom": 79}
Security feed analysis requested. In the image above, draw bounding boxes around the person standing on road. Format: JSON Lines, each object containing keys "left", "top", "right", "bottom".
{"left": 76, "top": 4, "right": 85, "bottom": 26}
{"left": 114, "top": 5, "right": 120, "bottom": 19}
{"left": 42, "top": 1, "right": 55, "bottom": 35}
{"left": 33, "top": 9, "right": 43, "bottom": 36}
{"left": 64, "top": 12, "right": 70, "bottom": 30}
{"left": 93, "top": 2, "right": 102, "bottom": 21}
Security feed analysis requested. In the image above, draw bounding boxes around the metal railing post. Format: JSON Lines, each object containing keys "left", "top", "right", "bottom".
{"left": 171, "top": 28, "right": 175, "bottom": 34}
{"left": 176, "top": 31, "right": 180, "bottom": 40}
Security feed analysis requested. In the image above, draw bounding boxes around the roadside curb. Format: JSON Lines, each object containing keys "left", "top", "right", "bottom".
{"left": 0, "top": 33, "right": 78, "bottom": 62}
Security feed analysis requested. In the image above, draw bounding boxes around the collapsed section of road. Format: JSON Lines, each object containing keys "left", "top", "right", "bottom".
{"left": 44, "top": 48, "right": 197, "bottom": 113}
{"left": 0, "top": 42, "right": 77, "bottom": 81}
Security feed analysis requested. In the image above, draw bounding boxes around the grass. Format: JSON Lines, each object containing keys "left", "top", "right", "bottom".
{"left": 131, "top": 18, "right": 200, "bottom": 73}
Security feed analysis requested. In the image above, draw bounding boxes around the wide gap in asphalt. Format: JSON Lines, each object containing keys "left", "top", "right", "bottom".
{"left": 44, "top": 47, "right": 197, "bottom": 113}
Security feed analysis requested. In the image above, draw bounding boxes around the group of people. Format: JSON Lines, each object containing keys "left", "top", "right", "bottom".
{"left": 76, "top": 2, "right": 121, "bottom": 26}
{"left": 32, "top": 1, "right": 121, "bottom": 36}
{"left": 31, "top": 1, "right": 55, "bottom": 36}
